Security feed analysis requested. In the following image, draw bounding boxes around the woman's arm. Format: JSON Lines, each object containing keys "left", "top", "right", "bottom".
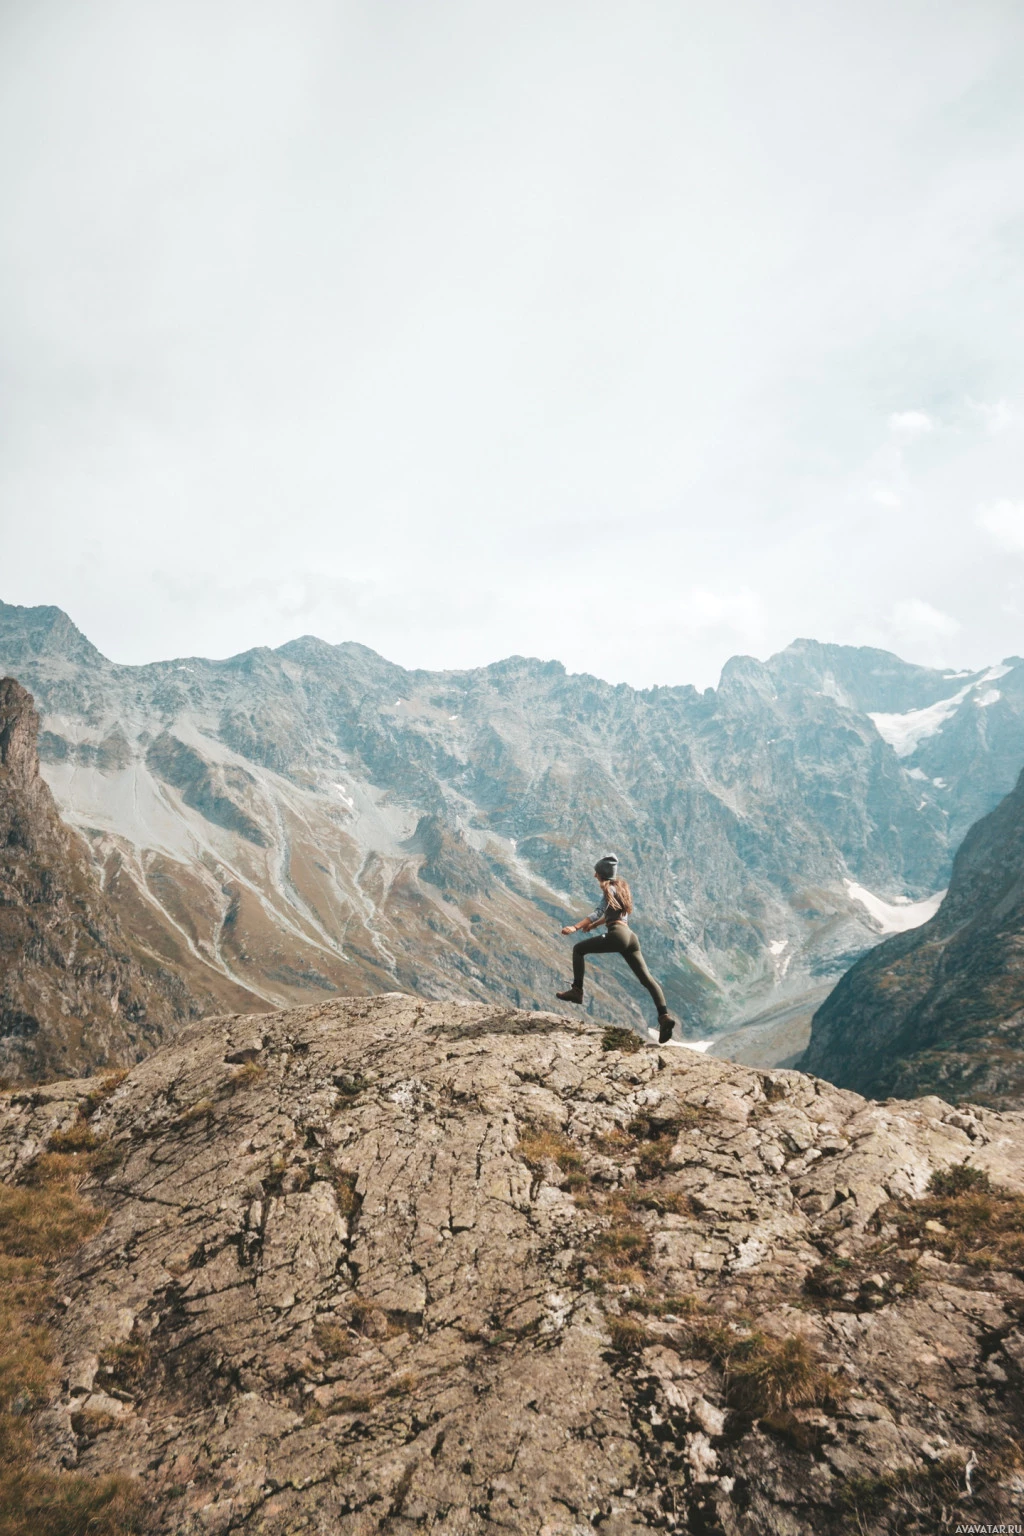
{"left": 562, "top": 901, "right": 606, "bottom": 936}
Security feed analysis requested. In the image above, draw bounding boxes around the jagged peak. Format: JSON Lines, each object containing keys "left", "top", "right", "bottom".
{"left": 0, "top": 601, "right": 107, "bottom": 666}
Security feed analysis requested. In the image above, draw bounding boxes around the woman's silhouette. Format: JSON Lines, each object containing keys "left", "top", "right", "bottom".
{"left": 557, "top": 854, "right": 679, "bottom": 1043}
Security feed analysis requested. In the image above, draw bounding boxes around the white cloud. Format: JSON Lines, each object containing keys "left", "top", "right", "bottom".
{"left": 967, "top": 399, "right": 1018, "bottom": 434}
{"left": 3, "top": 4, "right": 1024, "bottom": 688}
{"left": 977, "top": 500, "right": 1024, "bottom": 553}
{"left": 890, "top": 598, "right": 961, "bottom": 637}
{"left": 889, "top": 410, "right": 934, "bottom": 436}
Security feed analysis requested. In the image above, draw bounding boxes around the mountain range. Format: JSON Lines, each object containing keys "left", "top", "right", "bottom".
{"left": 4, "top": 598, "right": 1024, "bottom": 1059}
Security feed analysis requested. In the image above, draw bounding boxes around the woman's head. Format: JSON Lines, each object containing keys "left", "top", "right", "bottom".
{"left": 594, "top": 856, "right": 632, "bottom": 915}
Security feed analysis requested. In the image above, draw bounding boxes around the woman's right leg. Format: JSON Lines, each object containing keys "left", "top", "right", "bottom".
{"left": 572, "top": 933, "right": 615, "bottom": 988}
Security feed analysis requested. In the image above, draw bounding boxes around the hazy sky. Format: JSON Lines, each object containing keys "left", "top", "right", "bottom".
{"left": 3, "top": 1, "right": 1024, "bottom": 688}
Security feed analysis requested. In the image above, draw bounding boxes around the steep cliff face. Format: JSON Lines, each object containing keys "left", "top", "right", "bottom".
{"left": 801, "top": 766, "right": 1024, "bottom": 1109}
{"left": 2, "top": 996, "right": 1022, "bottom": 1534}
{"left": 5, "top": 602, "right": 1022, "bottom": 1046}
{"left": 0, "top": 678, "right": 201, "bottom": 1082}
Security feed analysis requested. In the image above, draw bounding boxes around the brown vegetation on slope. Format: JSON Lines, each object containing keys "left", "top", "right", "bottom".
{"left": 0, "top": 680, "right": 198, "bottom": 1084}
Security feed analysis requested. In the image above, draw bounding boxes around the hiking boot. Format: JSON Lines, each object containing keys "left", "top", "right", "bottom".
{"left": 657, "top": 1011, "right": 677, "bottom": 1044}
{"left": 556, "top": 985, "right": 583, "bottom": 1005}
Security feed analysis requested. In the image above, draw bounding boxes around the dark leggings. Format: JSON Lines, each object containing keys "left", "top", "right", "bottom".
{"left": 572, "top": 925, "right": 667, "bottom": 1013}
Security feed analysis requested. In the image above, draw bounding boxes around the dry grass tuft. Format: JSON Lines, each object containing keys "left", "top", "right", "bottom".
{"left": 838, "top": 1454, "right": 970, "bottom": 1528}
{"left": 674, "top": 1317, "right": 847, "bottom": 1417}
{"left": 606, "top": 1316, "right": 657, "bottom": 1354}
{"left": 229, "top": 1061, "right": 266, "bottom": 1088}
{"left": 623, "top": 1291, "right": 703, "bottom": 1319}
{"left": 518, "top": 1129, "right": 588, "bottom": 1192}
{"left": 345, "top": 1296, "right": 408, "bottom": 1341}
{"left": 173, "top": 1098, "right": 215, "bottom": 1128}
{"left": 723, "top": 1331, "right": 843, "bottom": 1416}
{"left": 0, "top": 1181, "right": 104, "bottom": 1262}
{"left": 331, "top": 1171, "right": 361, "bottom": 1218}
{"left": 46, "top": 1120, "right": 104, "bottom": 1156}
{"left": 601, "top": 1027, "right": 643, "bottom": 1054}
{"left": 313, "top": 1321, "right": 354, "bottom": 1360}
{"left": 837, "top": 1439, "right": 1023, "bottom": 1528}
{"left": 98, "top": 1340, "right": 151, "bottom": 1394}
{"left": 332, "top": 1392, "right": 375, "bottom": 1415}
{"left": 883, "top": 1167, "right": 1024, "bottom": 1272}
{"left": 79, "top": 1073, "right": 128, "bottom": 1121}
{"left": 386, "top": 1372, "right": 419, "bottom": 1398}
{"left": 589, "top": 1196, "right": 653, "bottom": 1282}
{"left": 593, "top": 1107, "right": 707, "bottom": 1185}
{"left": 0, "top": 1465, "right": 144, "bottom": 1536}
{"left": 0, "top": 1150, "right": 144, "bottom": 1535}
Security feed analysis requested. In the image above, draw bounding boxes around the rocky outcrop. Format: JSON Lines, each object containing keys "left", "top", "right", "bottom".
{"left": 0, "top": 678, "right": 199, "bottom": 1082}
{"left": 802, "top": 765, "right": 1024, "bottom": 1110}
{"left": 5, "top": 995, "right": 1023, "bottom": 1533}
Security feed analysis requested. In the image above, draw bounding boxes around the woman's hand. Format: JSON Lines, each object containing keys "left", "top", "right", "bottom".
{"left": 561, "top": 925, "right": 577, "bottom": 935}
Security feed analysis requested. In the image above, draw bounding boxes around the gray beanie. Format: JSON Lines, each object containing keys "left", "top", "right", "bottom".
{"left": 594, "top": 854, "right": 619, "bottom": 881}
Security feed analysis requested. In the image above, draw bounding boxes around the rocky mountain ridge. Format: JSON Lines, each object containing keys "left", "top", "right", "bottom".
{"left": 4, "top": 600, "right": 1024, "bottom": 1051}
{"left": 2, "top": 995, "right": 1022, "bottom": 1533}
{"left": 0, "top": 677, "right": 201, "bottom": 1083}
{"left": 802, "top": 762, "right": 1024, "bottom": 1110}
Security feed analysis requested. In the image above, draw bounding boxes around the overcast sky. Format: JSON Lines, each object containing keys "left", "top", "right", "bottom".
{"left": 3, "top": 1, "right": 1024, "bottom": 689}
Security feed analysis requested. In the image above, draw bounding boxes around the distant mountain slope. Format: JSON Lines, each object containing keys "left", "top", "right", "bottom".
{"left": 801, "top": 765, "right": 1024, "bottom": 1108}
{"left": 0, "top": 678, "right": 205, "bottom": 1082}
{"left": 3, "top": 600, "right": 1024, "bottom": 1041}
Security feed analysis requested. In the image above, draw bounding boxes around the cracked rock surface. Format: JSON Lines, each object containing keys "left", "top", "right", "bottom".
{"left": 4, "top": 995, "right": 1024, "bottom": 1533}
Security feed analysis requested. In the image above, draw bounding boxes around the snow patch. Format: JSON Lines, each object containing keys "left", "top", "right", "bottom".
{"left": 870, "top": 665, "right": 1011, "bottom": 756}
{"left": 768, "top": 939, "right": 788, "bottom": 956}
{"left": 669, "top": 1039, "right": 714, "bottom": 1053}
{"left": 869, "top": 685, "right": 971, "bottom": 756}
{"left": 844, "top": 879, "right": 945, "bottom": 934}
{"left": 905, "top": 767, "right": 928, "bottom": 781}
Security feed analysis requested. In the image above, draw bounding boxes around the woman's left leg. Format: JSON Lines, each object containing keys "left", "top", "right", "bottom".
{"left": 619, "top": 931, "right": 668, "bottom": 1012}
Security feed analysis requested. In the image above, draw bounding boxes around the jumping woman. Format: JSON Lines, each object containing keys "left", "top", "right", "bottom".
{"left": 556, "top": 854, "right": 679, "bottom": 1044}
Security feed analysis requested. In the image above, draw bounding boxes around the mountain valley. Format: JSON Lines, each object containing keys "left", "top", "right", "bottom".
{"left": 803, "top": 761, "right": 1024, "bottom": 1110}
